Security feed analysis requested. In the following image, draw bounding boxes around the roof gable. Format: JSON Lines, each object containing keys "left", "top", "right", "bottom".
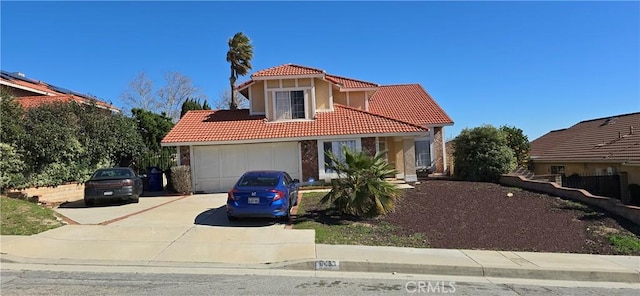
{"left": 251, "top": 63, "right": 325, "bottom": 77}
{"left": 530, "top": 112, "right": 640, "bottom": 162}
{"left": 325, "top": 74, "right": 378, "bottom": 89}
{"left": 368, "top": 84, "right": 453, "bottom": 126}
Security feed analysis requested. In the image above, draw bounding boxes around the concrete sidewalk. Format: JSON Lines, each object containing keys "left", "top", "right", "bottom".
{"left": 1, "top": 193, "right": 638, "bottom": 284}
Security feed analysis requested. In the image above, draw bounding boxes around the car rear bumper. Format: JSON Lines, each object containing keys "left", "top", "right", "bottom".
{"left": 226, "top": 203, "right": 289, "bottom": 218}
{"left": 85, "top": 187, "right": 137, "bottom": 201}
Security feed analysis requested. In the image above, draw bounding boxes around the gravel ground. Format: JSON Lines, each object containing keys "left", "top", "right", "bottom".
{"left": 381, "top": 179, "right": 639, "bottom": 255}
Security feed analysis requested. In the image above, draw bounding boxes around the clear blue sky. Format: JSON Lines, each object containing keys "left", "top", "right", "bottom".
{"left": 2, "top": 1, "right": 638, "bottom": 141}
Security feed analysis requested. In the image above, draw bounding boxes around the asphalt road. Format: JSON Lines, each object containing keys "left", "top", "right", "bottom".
{"left": 1, "top": 270, "right": 638, "bottom": 296}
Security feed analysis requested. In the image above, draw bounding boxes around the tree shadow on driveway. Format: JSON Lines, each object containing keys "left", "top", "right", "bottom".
{"left": 194, "top": 206, "right": 281, "bottom": 227}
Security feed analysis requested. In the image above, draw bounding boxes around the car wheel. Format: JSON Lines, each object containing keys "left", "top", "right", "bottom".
{"left": 281, "top": 206, "right": 291, "bottom": 223}
{"left": 132, "top": 196, "right": 140, "bottom": 203}
{"left": 293, "top": 193, "right": 298, "bottom": 206}
{"left": 227, "top": 215, "right": 238, "bottom": 221}
{"left": 85, "top": 199, "right": 94, "bottom": 207}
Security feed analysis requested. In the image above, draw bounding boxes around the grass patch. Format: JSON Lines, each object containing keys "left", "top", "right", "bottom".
{"left": 293, "top": 192, "right": 428, "bottom": 248}
{"left": 553, "top": 197, "right": 594, "bottom": 213}
{"left": 607, "top": 234, "right": 640, "bottom": 255}
{"left": 1, "top": 196, "right": 64, "bottom": 235}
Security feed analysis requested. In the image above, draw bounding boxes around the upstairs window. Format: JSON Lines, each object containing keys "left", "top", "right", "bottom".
{"left": 275, "top": 90, "right": 305, "bottom": 120}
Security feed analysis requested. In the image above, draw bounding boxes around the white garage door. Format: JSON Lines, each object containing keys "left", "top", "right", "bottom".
{"left": 192, "top": 142, "right": 300, "bottom": 193}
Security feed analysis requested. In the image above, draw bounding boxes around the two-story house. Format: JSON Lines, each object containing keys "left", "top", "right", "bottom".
{"left": 161, "top": 64, "right": 453, "bottom": 193}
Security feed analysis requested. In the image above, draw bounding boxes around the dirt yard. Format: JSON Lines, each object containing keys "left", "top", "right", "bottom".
{"left": 381, "top": 179, "right": 640, "bottom": 255}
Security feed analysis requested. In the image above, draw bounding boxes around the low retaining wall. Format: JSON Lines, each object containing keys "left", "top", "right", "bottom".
{"left": 500, "top": 175, "right": 640, "bottom": 225}
{"left": 9, "top": 183, "right": 85, "bottom": 204}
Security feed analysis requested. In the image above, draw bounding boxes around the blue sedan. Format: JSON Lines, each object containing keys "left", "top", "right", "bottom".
{"left": 226, "top": 171, "right": 300, "bottom": 222}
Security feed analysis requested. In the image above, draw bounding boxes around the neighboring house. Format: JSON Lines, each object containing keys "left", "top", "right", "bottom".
{"left": 0, "top": 70, "right": 119, "bottom": 113}
{"left": 529, "top": 112, "right": 640, "bottom": 185}
{"left": 161, "top": 64, "right": 453, "bottom": 193}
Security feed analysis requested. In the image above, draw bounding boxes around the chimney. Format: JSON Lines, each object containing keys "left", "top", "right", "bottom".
{"left": 631, "top": 126, "right": 635, "bottom": 135}
{"left": 618, "top": 131, "right": 621, "bottom": 139}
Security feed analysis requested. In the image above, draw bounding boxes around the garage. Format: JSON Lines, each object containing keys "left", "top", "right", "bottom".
{"left": 192, "top": 142, "right": 301, "bottom": 193}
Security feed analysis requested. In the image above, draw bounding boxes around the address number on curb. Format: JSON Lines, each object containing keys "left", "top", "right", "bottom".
{"left": 315, "top": 260, "right": 340, "bottom": 270}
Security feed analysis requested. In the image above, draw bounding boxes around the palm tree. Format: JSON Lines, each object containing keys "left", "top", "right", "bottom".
{"left": 226, "top": 32, "right": 253, "bottom": 110}
{"left": 321, "top": 147, "right": 401, "bottom": 218}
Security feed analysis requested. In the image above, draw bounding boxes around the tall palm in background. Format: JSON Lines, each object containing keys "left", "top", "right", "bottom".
{"left": 226, "top": 32, "right": 253, "bottom": 110}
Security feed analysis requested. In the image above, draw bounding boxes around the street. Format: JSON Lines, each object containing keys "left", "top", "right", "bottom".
{"left": 1, "top": 268, "right": 638, "bottom": 296}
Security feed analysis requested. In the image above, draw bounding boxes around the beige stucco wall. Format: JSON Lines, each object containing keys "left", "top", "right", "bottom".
{"left": 282, "top": 79, "right": 296, "bottom": 88}
{"left": 314, "top": 78, "right": 331, "bottom": 111}
{"left": 532, "top": 162, "right": 640, "bottom": 185}
{"left": 394, "top": 139, "right": 404, "bottom": 178}
{"left": 333, "top": 87, "right": 347, "bottom": 105}
{"left": 266, "top": 80, "right": 279, "bottom": 89}
{"left": 348, "top": 91, "right": 366, "bottom": 110}
{"left": 249, "top": 81, "right": 265, "bottom": 113}
{"left": 298, "top": 78, "right": 311, "bottom": 87}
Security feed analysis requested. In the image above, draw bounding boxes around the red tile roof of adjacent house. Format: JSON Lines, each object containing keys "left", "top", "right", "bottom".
{"left": 530, "top": 112, "right": 640, "bottom": 162}
{"left": 16, "top": 95, "right": 74, "bottom": 108}
{"left": 1, "top": 70, "right": 119, "bottom": 112}
{"left": 16, "top": 95, "right": 116, "bottom": 111}
{"left": 162, "top": 104, "right": 428, "bottom": 144}
{"left": 368, "top": 84, "right": 454, "bottom": 126}
{"left": 325, "top": 74, "right": 379, "bottom": 89}
{"left": 251, "top": 63, "right": 325, "bottom": 77}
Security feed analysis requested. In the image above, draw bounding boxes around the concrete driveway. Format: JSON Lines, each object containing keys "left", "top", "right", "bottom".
{"left": 0, "top": 193, "right": 315, "bottom": 264}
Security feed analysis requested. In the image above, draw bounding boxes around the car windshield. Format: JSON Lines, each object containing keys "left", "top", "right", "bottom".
{"left": 92, "top": 168, "right": 133, "bottom": 179}
{"left": 237, "top": 174, "right": 279, "bottom": 187}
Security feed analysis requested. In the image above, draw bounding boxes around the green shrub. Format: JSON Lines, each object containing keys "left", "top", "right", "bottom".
{"left": 321, "top": 147, "right": 400, "bottom": 218}
{"left": 170, "top": 165, "right": 191, "bottom": 194}
{"left": 500, "top": 125, "right": 530, "bottom": 167}
{"left": 0, "top": 143, "right": 26, "bottom": 192}
{"left": 453, "top": 125, "right": 517, "bottom": 182}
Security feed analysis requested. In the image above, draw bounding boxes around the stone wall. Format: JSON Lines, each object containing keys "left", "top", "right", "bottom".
{"left": 10, "top": 183, "right": 85, "bottom": 204}
{"left": 179, "top": 146, "right": 191, "bottom": 166}
{"left": 361, "top": 137, "right": 376, "bottom": 156}
{"left": 300, "top": 140, "right": 319, "bottom": 181}
{"left": 500, "top": 175, "right": 640, "bottom": 225}
{"left": 433, "top": 127, "right": 444, "bottom": 173}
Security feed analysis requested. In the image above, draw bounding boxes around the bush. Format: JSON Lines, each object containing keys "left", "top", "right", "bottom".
{"left": 170, "top": 165, "right": 191, "bottom": 194}
{"left": 500, "top": 125, "right": 530, "bottom": 167}
{"left": 0, "top": 143, "right": 26, "bottom": 192}
{"left": 453, "top": 125, "right": 517, "bottom": 182}
{"left": 321, "top": 147, "right": 400, "bottom": 218}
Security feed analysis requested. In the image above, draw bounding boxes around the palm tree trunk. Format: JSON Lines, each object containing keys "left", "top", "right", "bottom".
{"left": 229, "top": 67, "right": 237, "bottom": 110}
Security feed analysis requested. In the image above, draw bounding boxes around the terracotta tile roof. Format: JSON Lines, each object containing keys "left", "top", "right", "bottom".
{"left": 325, "top": 74, "right": 378, "bottom": 89}
{"left": 17, "top": 95, "right": 116, "bottom": 111}
{"left": 162, "top": 104, "right": 428, "bottom": 144}
{"left": 1, "top": 73, "right": 64, "bottom": 96}
{"left": 251, "top": 63, "right": 325, "bottom": 77}
{"left": 1, "top": 70, "right": 119, "bottom": 112}
{"left": 368, "top": 84, "right": 454, "bottom": 126}
{"left": 530, "top": 112, "right": 640, "bottom": 162}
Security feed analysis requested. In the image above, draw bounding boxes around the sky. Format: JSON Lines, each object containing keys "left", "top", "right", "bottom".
{"left": 1, "top": 1, "right": 639, "bottom": 141}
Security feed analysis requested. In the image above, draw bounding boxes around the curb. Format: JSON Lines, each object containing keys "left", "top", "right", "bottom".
{"left": 1, "top": 253, "right": 637, "bottom": 284}
{"left": 278, "top": 260, "right": 640, "bottom": 283}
